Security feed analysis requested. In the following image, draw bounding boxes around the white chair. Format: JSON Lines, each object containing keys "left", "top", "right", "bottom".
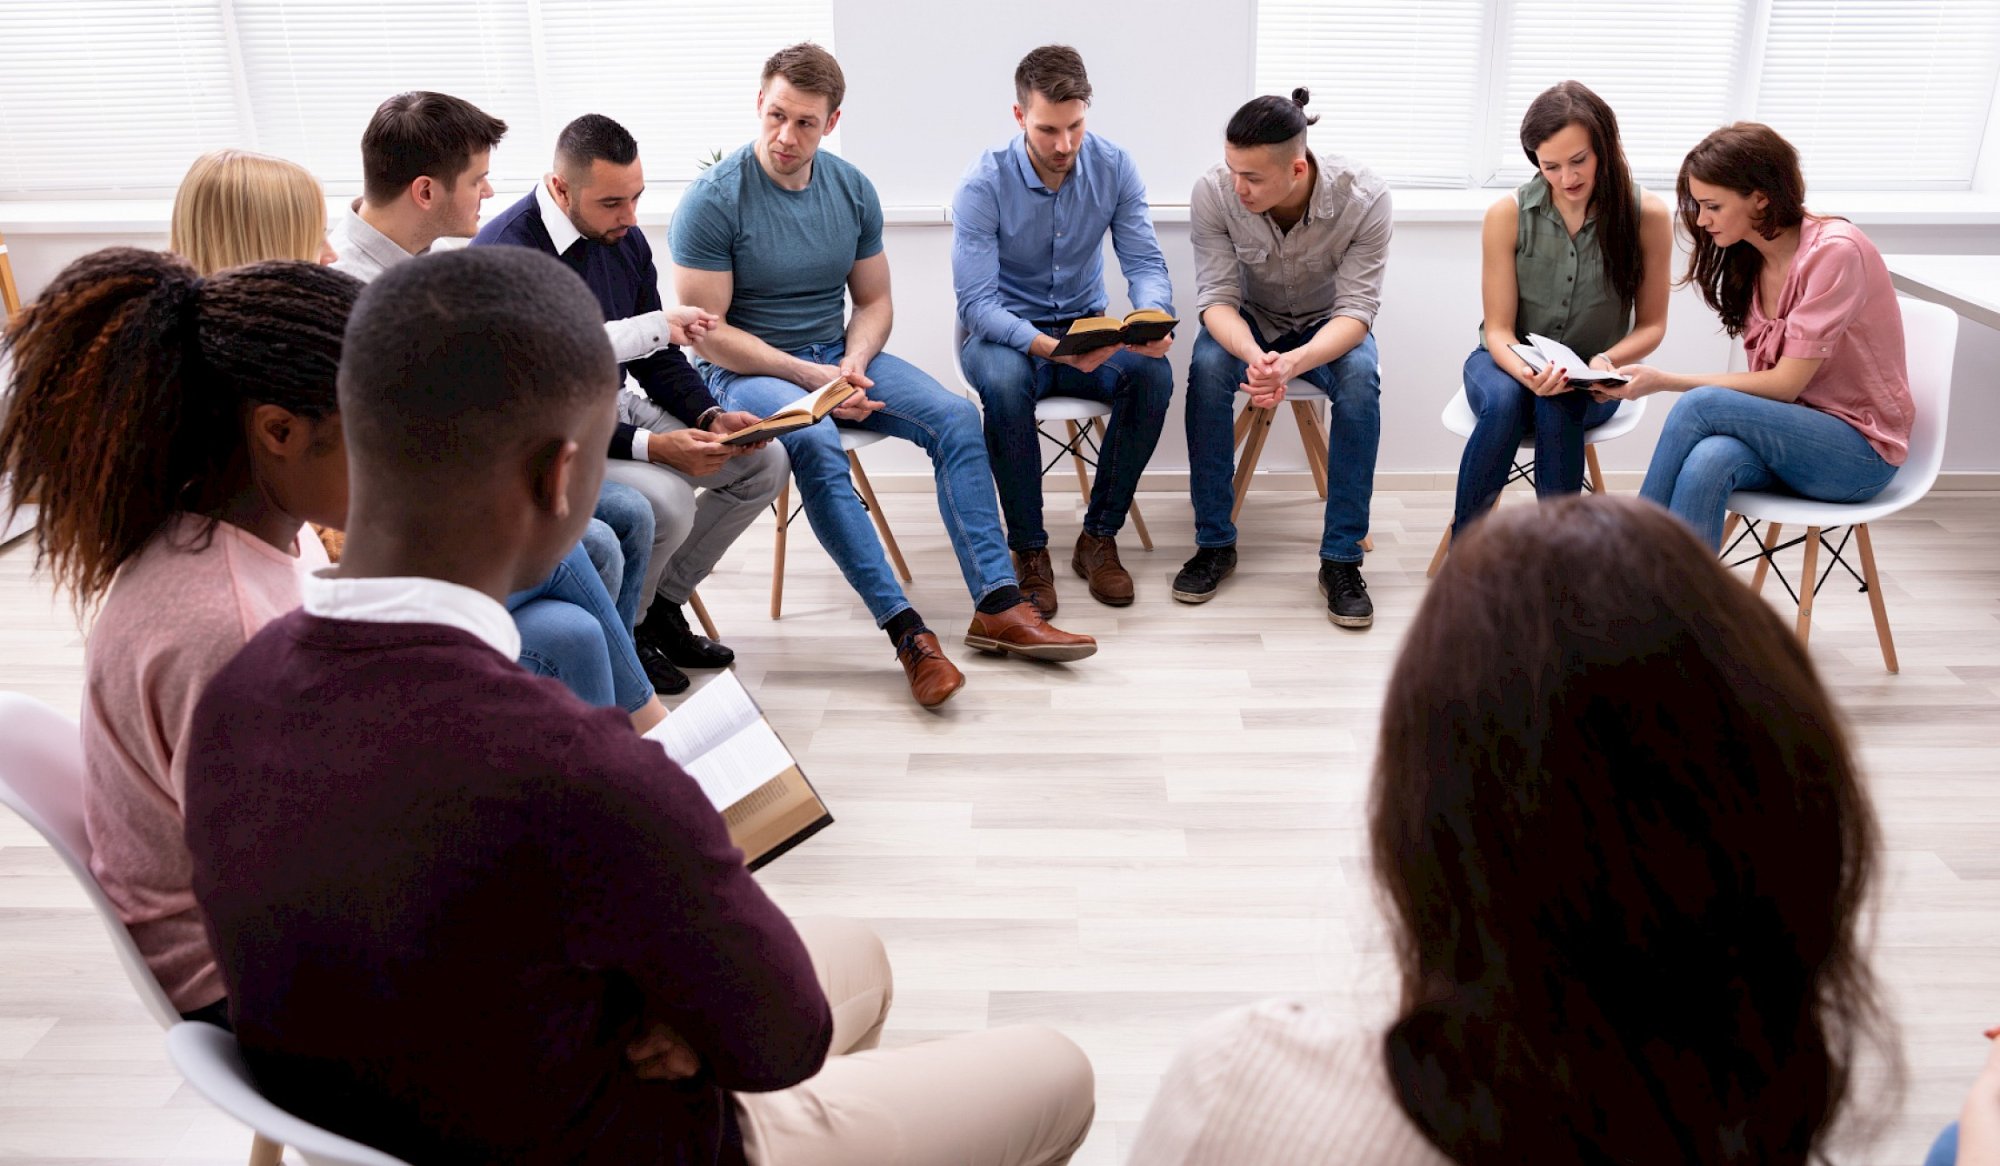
{"left": 952, "top": 323, "right": 1154, "bottom": 552}
{"left": 1425, "top": 390, "right": 1649, "bottom": 578}
{"left": 166, "top": 1022, "right": 413, "bottom": 1166}
{"left": 1719, "top": 295, "right": 1956, "bottom": 673}
{"left": 0, "top": 691, "right": 285, "bottom": 1166}
{"left": 769, "top": 427, "right": 912, "bottom": 619}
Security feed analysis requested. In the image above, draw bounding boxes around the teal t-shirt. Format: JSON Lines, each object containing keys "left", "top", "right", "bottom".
{"left": 669, "top": 143, "right": 885, "bottom": 353}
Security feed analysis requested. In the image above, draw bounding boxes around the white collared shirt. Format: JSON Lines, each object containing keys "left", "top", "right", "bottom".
{"left": 302, "top": 570, "right": 522, "bottom": 661}
{"left": 535, "top": 177, "right": 670, "bottom": 368}
{"left": 327, "top": 199, "right": 425, "bottom": 282}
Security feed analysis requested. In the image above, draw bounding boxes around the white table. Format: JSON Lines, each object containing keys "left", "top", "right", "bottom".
{"left": 1881, "top": 254, "right": 2000, "bottom": 332}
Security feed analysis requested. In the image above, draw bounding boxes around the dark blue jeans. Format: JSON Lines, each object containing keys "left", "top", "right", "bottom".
{"left": 959, "top": 330, "right": 1172, "bottom": 552}
{"left": 1186, "top": 322, "right": 1380, "bottom": 562}
{"left": 1453, "top": 348, "right": 1620, "bottom": 534}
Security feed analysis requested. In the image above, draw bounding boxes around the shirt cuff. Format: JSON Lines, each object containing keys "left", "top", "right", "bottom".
{"left": 1006, "top": 318, "right": 1041, "bottom": 354}
{"left": 631, "top": 427, "right": 651, "bottom": 462}
{"left": 604, "top": 311, "right": 670, "bottom": 363}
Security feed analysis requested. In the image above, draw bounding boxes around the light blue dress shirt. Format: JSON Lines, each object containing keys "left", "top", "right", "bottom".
{"left": 952, "top": 133, "right": 1174, "bottom": 353}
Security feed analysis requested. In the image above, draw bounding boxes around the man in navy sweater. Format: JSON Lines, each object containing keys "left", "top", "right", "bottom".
{"left": 474, "top": 114, "right": 785, "bottom": 693}
{"left": 183, "top": 246, "right": 1096, "bottom": 1165}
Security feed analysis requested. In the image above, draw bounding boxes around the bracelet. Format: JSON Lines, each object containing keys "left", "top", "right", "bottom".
{"left": 695, "top": 405, "right": 724, "bottom": 430}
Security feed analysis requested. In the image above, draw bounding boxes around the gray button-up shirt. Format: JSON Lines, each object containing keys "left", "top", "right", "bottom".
{"left": 326, "top": 200, "right": 424, "bottom": 283}
{"left": 1191, "top": 151, "right": 1392, "bottom": 341}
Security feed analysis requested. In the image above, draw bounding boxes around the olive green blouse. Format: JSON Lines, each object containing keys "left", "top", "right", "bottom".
{"left": 1482, "top": 174, "right": 1638, "bottom": 360}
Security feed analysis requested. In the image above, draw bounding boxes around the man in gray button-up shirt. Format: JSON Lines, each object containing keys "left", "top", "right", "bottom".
{"left": 1173, "top": 91, "right": 1391, "bottom": 629}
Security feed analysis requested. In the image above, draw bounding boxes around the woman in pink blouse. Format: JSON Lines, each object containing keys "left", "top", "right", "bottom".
{"left": 1610, "top": 122, "right": 1912, "bottom": 549}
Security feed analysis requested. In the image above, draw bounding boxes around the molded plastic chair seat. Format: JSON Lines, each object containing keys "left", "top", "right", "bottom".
{"left": 166, "top": 1022, "right": 413, "bottom": 1166}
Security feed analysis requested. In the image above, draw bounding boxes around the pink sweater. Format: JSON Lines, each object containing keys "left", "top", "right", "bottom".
{"left": 80, "top": 515, "right": 325, "bottom": 1012}
{"left": 1745, "top": 216, "right": 1914, "bottom": 465}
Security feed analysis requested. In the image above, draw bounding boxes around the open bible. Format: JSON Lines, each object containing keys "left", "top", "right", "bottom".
{"left": 1048, "top": 309, "right": 1179, "bottom": 357}
{"left": 645, "top": 672, "right": 833, "bottom": 869}
{"left": 718, "top": 376, "right": 858, "bottom": 446}
{"left": 1508, "top": 333, "right": 1630, "bottom": 385}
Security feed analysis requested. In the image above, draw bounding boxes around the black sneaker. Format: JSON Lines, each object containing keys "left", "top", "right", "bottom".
{"left": 637, "top": 603, "right": 735, "bottom": 669}
{"left": 1317, "top": 560, "right": 1373, "bottom": 628}
{"left": 635, "top": 639, "right": 691, "bottom": 695}
{"left": 1172, "top": 545, "right": 1238, "bottom": 604}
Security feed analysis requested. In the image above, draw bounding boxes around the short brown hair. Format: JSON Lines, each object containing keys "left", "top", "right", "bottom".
{"left": 762, "top": 42, "right": 845, "bottom": 113}
{"left": 361, "top": 91, "right": 507, "bottom": 205}
{"left": 1015, "top": 45, "right": 1091, "bottom": 107}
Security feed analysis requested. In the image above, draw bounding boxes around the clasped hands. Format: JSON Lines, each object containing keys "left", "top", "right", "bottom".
{"left": 1238, "top": 348, "right": 1301, "bottom": 409}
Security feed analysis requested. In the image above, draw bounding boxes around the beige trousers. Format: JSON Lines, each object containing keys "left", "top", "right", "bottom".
{"left": 737, "top": 917, "right": 1096, "bottom": 1166}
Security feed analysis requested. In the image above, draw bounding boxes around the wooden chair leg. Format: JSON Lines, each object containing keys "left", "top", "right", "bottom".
{"left": 1855, "top": 523, "right": 1899, "bottom": 674}
{"left": 1230, "top": 407, "right": 1277, "bottom": 523}
{"left": 769, "top": 478, "right": 790, "bottom": 620}
{"left": 1232, "top": 403, "right": 1255, "bottom": 449}
{"left": 1292, "top": 400, "right": 1329, "bottom": 500}
{"left": 1089, "top": 417, "right": 1152, "bottom": 551}
{"left": 1794, "top": 526, "right": 1822, "bottom": 643}
{"left": 1749, "top": 520, "right": 1782, "bottom": 596}
{"left": 1427, "top": 524, "right": 1453, "bottom": 579}
{"left": 247, "top": 1135, "right": 283, "bottom": 1166}
{"left": 688, "top": 590, "right": 719, "bottom": 641}
{"left": 1721, "top": 512, "right": 1741, "bottom": 549}
{"left": 1584, "top": 443, "right": 1605, "bottom": 494}
{"left": 848, "top": 452, "right": 912, "bottom": 583}
{"left": 1065, "top": 420, "right": 1093, "bottom": 496}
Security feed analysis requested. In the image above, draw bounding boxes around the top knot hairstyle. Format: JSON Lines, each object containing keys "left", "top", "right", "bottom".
{"left": 0, "top": 248, "right": 360, "bottom": 609}
{"left": 1226, "top": 87, "right": 1318, "bottom": 149}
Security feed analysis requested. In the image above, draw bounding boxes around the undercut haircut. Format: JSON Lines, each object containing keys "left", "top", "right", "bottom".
{"left": 1014, "top": 45, "right": 1092, "bottom": 108}
{"left": 361, "top": 91, "right": 508, "bottom": 205}
{"left": 338, "top": 248, "right": 618, "bottom": 489}
{"left": 1226, "top": 88, "right": 1318, "bottom": 152}
{"left": 761, "top": 42, "right": 845, "bottom": 113}
{"left": 554, "top": 113, "right": 639, "bottom": 178}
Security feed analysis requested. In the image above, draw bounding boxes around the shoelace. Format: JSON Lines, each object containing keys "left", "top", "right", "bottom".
{"left": 896, "top": 630, "right": 940, "bottom": 661}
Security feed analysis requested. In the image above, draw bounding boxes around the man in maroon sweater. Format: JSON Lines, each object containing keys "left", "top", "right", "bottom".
{"left": 183, "top": 247, "right": 1094, "bottom": 1166}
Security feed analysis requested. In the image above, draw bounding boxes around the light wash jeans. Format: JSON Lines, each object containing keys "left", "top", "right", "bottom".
{"left": 508, "top": 542, "right": 651, "bottom": 713}
{"left": 1639, "top": 386, "right": 1896, "bottom": 550}
{"left": 588, "top": 480, "right": 654, "bottom": 633}
{"left": 1453, "top": 347, "right": 1620, "bottom": 534}
{"left": 1186, "top": 322, "right": 1380, "bottom": 562}
{"left": 959, "top": 330, "right": 1172, "bottom": 553}
{"left": 705, "top": 341, "right": 1017, "bottom": 626}
{"left": 1923, "top": 1122, "right": 1956, "bottom": 1166}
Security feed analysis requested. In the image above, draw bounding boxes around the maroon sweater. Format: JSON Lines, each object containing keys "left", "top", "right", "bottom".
{"left": 184, "top": 613, "right": 832, "bottom": 1165}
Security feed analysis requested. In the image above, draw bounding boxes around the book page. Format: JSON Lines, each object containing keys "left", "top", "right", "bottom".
{"left": 1519, "top": 335, "right": 1629, "bottom": 384}
{"left": 644, "top": 672, "right": 761, "bottom": 766}
{"left": 681, "top": 720, "right": 795, "bottom": 810}
{"left": 769, "top": 377, "right": 848, "bottom": 421}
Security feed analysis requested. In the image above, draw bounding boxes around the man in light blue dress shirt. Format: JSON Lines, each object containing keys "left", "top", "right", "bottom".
{"left": 952, "top": 46, "right": 1175, "bottom": 615}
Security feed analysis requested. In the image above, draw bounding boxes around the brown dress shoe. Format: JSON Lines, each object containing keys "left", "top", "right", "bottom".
{"left": 963, "top": 602, "right": 1098, "bottom": 662}
{"left": 1012, "top": 548, "right": 1058, "bottom": 618}
{"left": 1071, "top": 532, "right": 1135, "bottom": 606}
{"left": 895, "top": 631, "right": 965, "bottom": 708}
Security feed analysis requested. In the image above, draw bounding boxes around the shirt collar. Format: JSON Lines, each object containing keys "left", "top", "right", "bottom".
{"left": 1009, "top": 133, "right": 1087, "bottom": 195}
{"left": 341, "top": 199, "right": 424, "bottom": 270}
{"left": 302, "top": 570, "right": 522, "bottom": 661}
{"left": 536, "top": 176, "right": 583, "bottom": 256}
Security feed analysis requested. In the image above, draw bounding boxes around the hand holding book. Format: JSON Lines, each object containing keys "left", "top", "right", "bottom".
{"left": 1048, "top": 309, "right": 1179, "bottom": 358}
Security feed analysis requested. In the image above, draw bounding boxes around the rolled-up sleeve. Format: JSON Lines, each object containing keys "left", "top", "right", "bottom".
{"left": 952, "top": 170, "right": 1039, "bottom": 352}
{"left": 1330, "top": 189, "right": 1392, "bottom": 330}
{"left": 1191, "top": 175, "right": 1243, "bottom": 318}
{"left": 1780, "top": 237, "right": 1866, "bottom": 359}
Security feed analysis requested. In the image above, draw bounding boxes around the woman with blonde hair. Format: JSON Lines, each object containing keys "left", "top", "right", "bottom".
{"left": 170, "top": 148, "right": 335, "bottom": 274}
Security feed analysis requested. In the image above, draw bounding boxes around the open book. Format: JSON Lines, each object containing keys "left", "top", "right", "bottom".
{"left": 719, "top": 377, "right": 858, "bottom": 446}
{"left": 1049, "top": 309, "right": 1179, "bottom": 358}
{"left": 1508, "top": 333, "right": 1630, "bottom": 385}
{"left": 644, "top": 672, "right": 833, "bottom": 869}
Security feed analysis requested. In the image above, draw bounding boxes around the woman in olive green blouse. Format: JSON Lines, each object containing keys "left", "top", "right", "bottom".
{"left": 1451, "top": 81, "right": 1672, "bottom": 537}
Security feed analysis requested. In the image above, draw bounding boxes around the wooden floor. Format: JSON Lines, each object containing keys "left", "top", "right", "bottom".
{"left": 2, "top": 486, "right": 1997, "bottom": 1165}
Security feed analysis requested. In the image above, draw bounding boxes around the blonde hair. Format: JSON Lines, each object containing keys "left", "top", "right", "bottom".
{"left": 169, "top": 149, "right": 326, "bottom": 276}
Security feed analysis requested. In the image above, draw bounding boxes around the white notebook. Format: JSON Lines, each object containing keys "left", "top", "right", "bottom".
{"left": 1508, "top": 333, "right": 1631, "bottom": 385}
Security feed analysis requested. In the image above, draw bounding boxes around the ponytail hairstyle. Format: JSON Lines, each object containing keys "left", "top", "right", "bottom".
{"left": 1520, "top": 81, "right": 1642, "bottom": 310}
{"left": 1225, "top": 87, "right": 1318, "bottom": 151}
{"left": 170, "top": 149, "right": 327, "bottom": 276}
{"left": 1678, "top": 122, "right": 1809, "bottom": 337}
{"left": 0, "top": 247, "right": 361, "bottom": 610}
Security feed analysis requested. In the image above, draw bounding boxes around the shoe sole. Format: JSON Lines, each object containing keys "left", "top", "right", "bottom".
{"left": 962, "top": 634, "right": 1099, "bottom": 663}
{"left": 1171, "top": 562, "right": 1235, "bottom": 605}
{"left": 1317, "top": 575, "right": 1375, "bottom": 629}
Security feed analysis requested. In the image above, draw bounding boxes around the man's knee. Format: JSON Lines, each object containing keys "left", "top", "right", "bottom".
{"left": 963, "top": 341, "right": 1034, "bottom": 411}
{"left": 1188, "top": 333, "right": 1237, "bottom": 391}
{"left": 732, "top": 442, "right": 790, "bottom": 505}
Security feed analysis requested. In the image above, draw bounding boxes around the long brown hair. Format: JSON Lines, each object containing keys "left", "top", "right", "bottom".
{"left": 1678, "top": 122, "right": 1809, "bottom": 337}
{"left": 1520, "top": 81, "right": 1642, "bottom": 310}
{"left": 1373, "top": 495, "right": 1893, "bottom": 1166}
{"left": 0, "top": 248, "right": 359, "bottom": 610}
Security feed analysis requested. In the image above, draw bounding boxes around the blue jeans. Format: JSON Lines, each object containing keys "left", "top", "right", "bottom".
{"left": 589, "top": 480, "right": 654, "bottom": 632}
{"left": 1923, "top": 1122, "right": 1957, "bottom": 1166}
{"left": 959, "top": 332, "right": 1172, "bottom": 552}
{"left": 1454, "top": 348, "right": 1620, "bottom": 533}
{"left": 706, "top": 342, "right": 1017, "bottom": 626}
{"left": 1639, "top": 386, "right": 1897, "bottom": 551}
{"left": 1186, "top": 322, "right": 1380, "bottom": 562}
{"left": 507, "top": 543, "right": 652, "bottom": 713}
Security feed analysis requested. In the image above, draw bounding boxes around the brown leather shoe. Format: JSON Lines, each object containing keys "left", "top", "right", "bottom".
{"left": 964, "top": 602, "right": 1098, "bottom": 662}
{"left": 1012, "top": 548, "right": 1058, "bottom": 618}
{"left": 895, "top": 631, "right": 965, "bottom": 708}
{"left": 1071, "top": 531, "right": 1134, "bottom": 606}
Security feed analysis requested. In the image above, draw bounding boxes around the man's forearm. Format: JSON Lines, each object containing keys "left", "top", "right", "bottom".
{"left": 843, "top": 299, "right": 893, "bottom": 370}
{"left": 692, "top": 322, "right": 824, "bottom": 388}
{"left": 1296, "top": 316, "right": 1369, "bottom": 370}
{"left": 1200, "top": 304, "right": 1264, "bottom": 365}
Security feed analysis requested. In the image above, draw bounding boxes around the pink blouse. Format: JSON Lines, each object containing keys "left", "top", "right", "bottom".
{"left": 1744, "top": 216, "right": 1914, "bottom": 465}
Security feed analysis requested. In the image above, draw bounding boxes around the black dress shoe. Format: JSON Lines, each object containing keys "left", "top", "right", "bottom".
{"left": 635, "top": 640, "right": 690, "bottom": 695}
{"left": 638, "top": 603, "right": 736, "bottom": 669}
